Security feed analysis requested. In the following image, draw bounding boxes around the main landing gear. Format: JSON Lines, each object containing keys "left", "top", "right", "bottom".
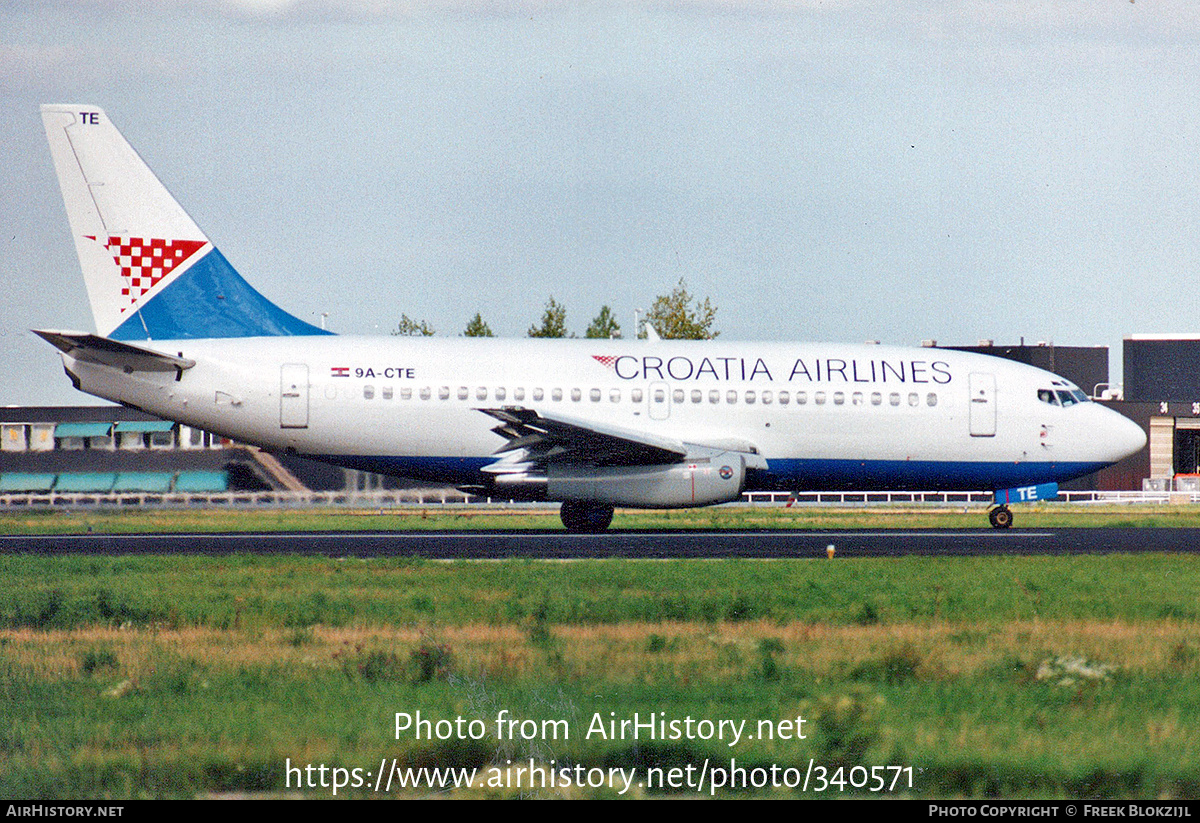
{"left": 988, "top": 505, "right": 1013, "bottom": 530}
{"left": 559, "top": 500, "right": 615, "bottom": 533}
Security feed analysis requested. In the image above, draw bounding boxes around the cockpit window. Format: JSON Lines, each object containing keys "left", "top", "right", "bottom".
{"left": 1040, "top": 387, "right": 1089, "bottom": 406}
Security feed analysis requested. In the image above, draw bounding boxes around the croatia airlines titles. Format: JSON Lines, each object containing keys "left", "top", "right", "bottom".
{"left": 607, "top": 354, "right": 954, "bottom": 385}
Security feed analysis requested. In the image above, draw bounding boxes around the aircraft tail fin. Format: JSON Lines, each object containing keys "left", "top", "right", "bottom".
{"left": 41, "top": 104, "right": 330, "bottom": 340}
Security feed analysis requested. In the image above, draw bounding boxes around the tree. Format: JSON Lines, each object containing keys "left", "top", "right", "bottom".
{"left": 585, "top": 305, "right": 622, "bottom": 339}
{"left": 644, "top": 278, "right": 719, "bottom": 339}
{"left": 527, "top": 295, "right": 571, "bottom": 338}
{"left": 463, "top": 312, "right": 494, "bottom": 337}
{"left": 393, "top": 314, "right": 435, "bottom": 336}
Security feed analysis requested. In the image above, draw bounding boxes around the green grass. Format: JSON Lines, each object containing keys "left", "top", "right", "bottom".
{"left": 2, "top": 553, "right": 1200, "bottom": 798}
{"left": 1, "top": 553, "right": 1198, "bottom": 629}
{"left": 5, "top": 502, "right": 1200, "bottom": 534}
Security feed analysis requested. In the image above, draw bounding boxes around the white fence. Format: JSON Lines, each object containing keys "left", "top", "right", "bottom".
{"left": 2, "top": 489, "right": 1198, "bottom": 510}
{"left": 742, "top": 490, "right": 1200, "bottom": 505}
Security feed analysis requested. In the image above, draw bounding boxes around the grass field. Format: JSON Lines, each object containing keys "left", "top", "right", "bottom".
{"left": 5, "top": 501, "right": 1200, "bottom": 534}
{"left": 2, "top": 504, "right": 1200, "bottom": 799}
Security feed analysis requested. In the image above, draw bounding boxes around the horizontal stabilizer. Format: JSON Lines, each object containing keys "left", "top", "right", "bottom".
{"left": 32, "top": 329, "right": 195, "bottom": 373}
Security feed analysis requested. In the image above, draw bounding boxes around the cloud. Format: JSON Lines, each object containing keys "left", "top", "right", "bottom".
{"left": 211, "top": 0, "right": 415, "bottom": 21}
{"left": 0, "top": 43, "right": 72, "bottom": 79}
{"left": 0, "top": 40, "right": 187, "bottom": 95}
{"left": 0, "top": 43, "right": 101, "bottom": 94}
{"left": 20, "top": 0, "right": 1200, "bottom": 31}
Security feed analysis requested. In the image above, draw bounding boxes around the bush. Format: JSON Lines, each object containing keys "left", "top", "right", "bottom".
{"left": 807, "top": 687, "right": 881, "bottom": 768}
{"left": 410, "top": 639, "right": 453, "bottom": 683}
{"left": 758, "top": 638, "right": 784, "bottom": 682}
{"left": 79, "top": 649, "right": 119, "bottom": 676}
{"left": 851, "top": 645, "right": 923, "bottom": 685}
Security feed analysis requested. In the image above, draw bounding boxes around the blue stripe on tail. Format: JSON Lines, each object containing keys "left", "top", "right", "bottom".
{"left": 109, "top": 248, "right": 332, "bottom": 340}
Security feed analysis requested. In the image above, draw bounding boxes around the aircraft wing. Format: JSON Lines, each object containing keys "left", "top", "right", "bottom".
{"left": 479, "top": 407, "right": 688, "bottom": 467}
{"left": 32, "top": 330, "right": 195, "bottom": 374}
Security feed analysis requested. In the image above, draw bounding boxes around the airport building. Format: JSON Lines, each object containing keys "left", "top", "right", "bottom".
{"left": 937, "top": 340, "right": 1112, "bottom": 401}
{"left": 0, "top": 406, "right": 347, "bottom": 499}
{"left": 1120, "top": 336, "right": 1200, "bottom": 491}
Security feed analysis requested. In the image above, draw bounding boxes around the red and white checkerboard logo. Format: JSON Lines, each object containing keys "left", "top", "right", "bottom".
{"left": 592, "top": 355, "right": 617, "bottom": 370}
{"left": 87, "top": 236, "right": 206, "bottom": 313}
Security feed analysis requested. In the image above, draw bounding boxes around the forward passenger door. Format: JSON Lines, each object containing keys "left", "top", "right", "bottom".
{"left": 968, "top": 373, "right": 996, "bottom": 437}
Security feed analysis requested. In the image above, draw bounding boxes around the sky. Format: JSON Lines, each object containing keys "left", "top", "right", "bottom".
{"left": 2, "top": 0, "right": 1199, "bottom": 406}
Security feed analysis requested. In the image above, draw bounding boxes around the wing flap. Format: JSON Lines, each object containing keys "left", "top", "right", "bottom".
{"left": 479, "top": 407, "right": 687, "bottom": 467}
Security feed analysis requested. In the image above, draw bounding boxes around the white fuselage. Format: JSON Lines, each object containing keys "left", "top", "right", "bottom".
{"left": 59, "top": 336, "right": 1145, "bottom": 495}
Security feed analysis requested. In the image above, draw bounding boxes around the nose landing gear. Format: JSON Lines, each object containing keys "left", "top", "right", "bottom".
{"left": 988, "top": 505, "right": 1013, "bottom": 529}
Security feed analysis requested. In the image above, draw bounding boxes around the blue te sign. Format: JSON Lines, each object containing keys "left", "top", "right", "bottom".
{"left": 994, "top": 483, "right": 1059, "bottom": 505}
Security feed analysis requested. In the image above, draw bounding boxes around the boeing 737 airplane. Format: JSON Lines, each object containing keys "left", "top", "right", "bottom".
{"left": 35, "top": 105, "right": 1146, "bottom": 531}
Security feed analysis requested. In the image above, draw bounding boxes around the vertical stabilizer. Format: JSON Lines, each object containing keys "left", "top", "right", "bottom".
{"left": 41, "top": 105, "right": 330, "bottom": 340}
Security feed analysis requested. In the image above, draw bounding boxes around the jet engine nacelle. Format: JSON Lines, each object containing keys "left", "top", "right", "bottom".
{"left": 545, "top": 452, "right": 748, "bottom": 508}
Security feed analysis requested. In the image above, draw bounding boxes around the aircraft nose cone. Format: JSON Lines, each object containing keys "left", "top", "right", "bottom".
{"left": 1109, "top": 410, "right": 1146, "bottom": 462}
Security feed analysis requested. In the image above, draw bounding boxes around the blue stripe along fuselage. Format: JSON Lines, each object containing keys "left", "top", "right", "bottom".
{"left": 110, "top": 249, "right": 333, "bottom": 340}
{"left": 305, "top": 454, "right": 1111, "bottom": 492}
{"left": 743, "top": 458, "right": 1109, "bottom": 492}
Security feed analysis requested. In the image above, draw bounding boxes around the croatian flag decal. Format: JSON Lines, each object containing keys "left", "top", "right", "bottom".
{"left": 87, "top": 236, "right": 206, "bottom": 313}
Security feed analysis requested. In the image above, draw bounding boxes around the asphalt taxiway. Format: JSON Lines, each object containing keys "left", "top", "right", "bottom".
{"left": 1, "top": 528, "right": 1198, "bottom": 558}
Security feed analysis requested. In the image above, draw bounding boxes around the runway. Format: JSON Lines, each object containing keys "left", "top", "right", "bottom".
{"left": 2, "top": 528, "right": 1198, "bottom": 558}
